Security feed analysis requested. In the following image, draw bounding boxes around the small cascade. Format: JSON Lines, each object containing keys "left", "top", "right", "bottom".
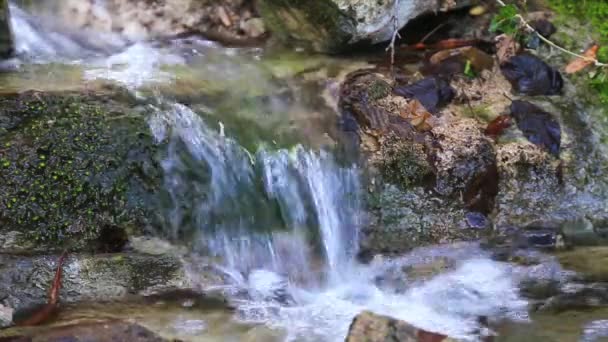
{"left": 149, "top": 103, "right": 362, "bottom": 284}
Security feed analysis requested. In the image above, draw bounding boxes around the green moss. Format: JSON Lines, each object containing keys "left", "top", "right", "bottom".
{"left": 545, "top": 0, "right": 608, "bottom": 104}
{"left": 0, "top": 91, "right": 161, "bottom": 248}
{"left": 368, "top": 80, "right": 391, "bottom": 101}
{"left": 379, "top": 135, "right": 434, "bottom": 189}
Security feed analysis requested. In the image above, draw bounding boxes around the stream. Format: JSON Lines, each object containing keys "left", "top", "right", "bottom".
{"left": 2, "top": 2, "right": 608, "bottom": 341}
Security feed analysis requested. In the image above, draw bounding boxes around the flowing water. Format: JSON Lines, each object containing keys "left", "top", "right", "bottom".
{"left": 3, "top": 2, "right": 607, "bottom": 341}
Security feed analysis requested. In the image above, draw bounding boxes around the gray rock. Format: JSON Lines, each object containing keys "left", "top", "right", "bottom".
{"left": 0, "top": 252, "right": 223, "bottom": 313}
{"left": 258, "top": 0, "right": 470, "bottom": 52}
{"left": 0, "top": 0, "right": 13, "bottom": 58}
{"left": 346, "top": 311, "right": 456, "bottom": 342}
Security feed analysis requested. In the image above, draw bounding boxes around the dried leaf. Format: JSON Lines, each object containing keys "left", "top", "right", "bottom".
{"left": 510, "top": 100, "right": 561, "bottom": 156}
{"left": 495, "top": 34, "right": 520, "bottom": 64}
{"left": 565, "top": 44, "right": 599, "bottom": 74}
{"left": 485, "top": 115, "right": 512, "bottom": 137}
{"left": 501, "top": 54, "right": 563, "bottom": 96}
{"left": 393, "top": 77, "right": 455, "bottom": 114}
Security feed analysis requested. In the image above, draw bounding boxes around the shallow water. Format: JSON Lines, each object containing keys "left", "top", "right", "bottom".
{"left": 2, "top": 2, "right": 608, "bottom": 342}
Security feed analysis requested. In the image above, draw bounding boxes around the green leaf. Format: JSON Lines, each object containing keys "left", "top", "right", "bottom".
{"left": 489, "top": 4, "right": 520, "bottom": 35}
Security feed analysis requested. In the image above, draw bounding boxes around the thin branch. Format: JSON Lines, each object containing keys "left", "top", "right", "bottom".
{"left": 385, "top": 0, "right": 401, "bottom": 66}
{"left": 494, "top": 0, "right": 607, "bottom": 67}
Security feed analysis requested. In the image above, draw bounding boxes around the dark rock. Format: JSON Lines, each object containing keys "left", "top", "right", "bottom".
{"left": 531, "top": 19, "right": 557, "bottom": 39}
{"left": 393, "top": 77, "right": 455, "bottom": 114}
{"left": 0, "top": 0, "right": 12, "bottom": 59}
{"left": 0, "top": 320, "right": 168, "bottom": 342}
{"left": 509, "top": 100, "right": 561, "bottom": 156}
{"left": 346, "top": 311, "right": 455, "bottom": 342}
{"left": 538, "top": 283, "right": 608, "bottom": 313}
{"left": 500, "top": 54, "right": 563, "bottom": 96}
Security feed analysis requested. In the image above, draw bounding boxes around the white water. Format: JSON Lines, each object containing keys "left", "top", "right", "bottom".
{"left": 7, "top": 4, "right": 533, "bottom": 341}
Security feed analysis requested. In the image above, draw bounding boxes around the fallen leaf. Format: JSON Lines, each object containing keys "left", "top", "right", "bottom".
{"left": 495, "top": 34, "right": 520, "bottom": 64}
{"left": 501, "top": 54, "right": 563, "bottom": 96}
{"left": 485, "top": 115, "right": 512, "bottom": 137}
{"left": 510, "top": 100, "right": 561, "bottom": 156}
{"left": 565, "top": 44, "right": 599, "bottom": 74}
{"left": 399, "top": 99, "right": 434, "bottom": 132}
{"left": 393, "top": 76, "right": 455, "bottom": 114}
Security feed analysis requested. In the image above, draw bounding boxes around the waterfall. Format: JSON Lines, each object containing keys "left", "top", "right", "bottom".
{"left": 149, "top": 103, "right": 362, "bottom": 284}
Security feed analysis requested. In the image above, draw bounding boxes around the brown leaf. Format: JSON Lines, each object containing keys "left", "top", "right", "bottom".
{"left": 400, "top": 99, "right": 433, "bottom": 132}
{"left": 565, "top": 44, "right": 599, "bottom": 74}
{"left": 495, "top": 34, "right": 520, "bottom": 65}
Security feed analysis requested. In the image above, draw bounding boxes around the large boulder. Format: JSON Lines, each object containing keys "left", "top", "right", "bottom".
{"left": 0, "top": 0, "right": 13, "bottom": 58}
{"left": 346, "top": 311, "right": 456, "bottom": 342}
{"left": 257, "top": 0, "right": 470, "bottom": 53}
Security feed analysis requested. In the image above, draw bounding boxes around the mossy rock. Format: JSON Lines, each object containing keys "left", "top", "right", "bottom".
{"left": 0, "top": 90, "right": 162, "bottom": 251}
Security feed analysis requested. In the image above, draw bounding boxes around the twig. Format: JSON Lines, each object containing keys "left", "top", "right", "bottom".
{"left": 420, "top": 23, "right": 446, "bottom": 44}
{"left": 385, "top": 0, "right": 401, "bottom": 66}
{"left": 494, "top": 0, "right": 607, "bottom": 67}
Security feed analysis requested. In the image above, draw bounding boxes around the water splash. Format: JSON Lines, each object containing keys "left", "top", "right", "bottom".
{"left": 150, "top": 104, "right": 529, "bottom": 341}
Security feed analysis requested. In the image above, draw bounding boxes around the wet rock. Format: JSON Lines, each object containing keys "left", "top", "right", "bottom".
{"left": 393, "top": 77, "right": 455, "bottom": 114}
{"left": 0, "top": 0, "right": 12, "bottom": 58}
{"left": 346, "top": 311, "right": 455, "bottom": 342}
{"left": 0, "top": 320, "right": 168, "bottom": 342}
{"left": 510, "top": 100, "right": 561, "bottom": 156}
{"left": 0, "top": 90, "right": 162, "bottom": 252}
{"left": 0, "top": 253, "right": 213, "bottom": 314}
{"left": 361, "top": 185, "right": 474, "bottom": 256}
{"left": 500, "top": 54, "right": 563, "bottom": 96}
{"left": 258, "top": 0, "right": 471, "bottom": 53}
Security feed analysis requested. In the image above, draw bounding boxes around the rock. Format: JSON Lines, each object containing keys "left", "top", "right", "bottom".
{"left": 556, "top": 247, "right": 608, "bottom": 282}
{"left": 0, "top": 304, "right": 13, "bottom": 329}
{"left": 346, "top": 311, "right": 455, "bottom": 342}
{"left": 0, "top": 0, "right": 12, "bottom": 58}
{"left": 0, "top": 252, "right": 217, "bottom": 314}
{"left": 0, "top": 320, "right": 168, "bottom": 342}
{"left": 340, "top": 70, "right": 495, "bottom": 255}
{"left": 0, "top": 90, "right": 162, "bottom": 252}
{"left": 258, "top": 0, "right": 471, "bottom": 53}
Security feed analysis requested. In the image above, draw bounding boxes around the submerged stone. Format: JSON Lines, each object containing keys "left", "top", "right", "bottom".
{"left": 0, "top": 320, "right": 168, "bottom": 342}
